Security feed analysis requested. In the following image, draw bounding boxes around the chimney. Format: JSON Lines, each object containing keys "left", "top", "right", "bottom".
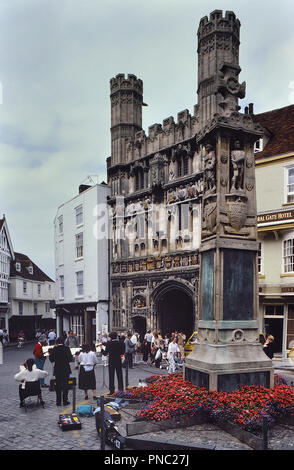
{"left": 79, "top": 184, "right": 91, "bottom": 194}
{"left": 248, "top": 103, "right": 254, "bottom": 115}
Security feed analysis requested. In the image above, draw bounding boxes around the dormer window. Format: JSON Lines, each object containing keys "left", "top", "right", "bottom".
{"left": 28, "top": 266, "right": 33, "bottom": 275}
{"left": 254, "top": 138, "right": 263, "bottom": 153}
{"left": 16, "top": 262, "right": 21, "bottom": 272}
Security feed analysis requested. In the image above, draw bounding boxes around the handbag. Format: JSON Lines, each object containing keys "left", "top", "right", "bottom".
{"left": 155, "top": 348, "right": 162, "bottom": 361}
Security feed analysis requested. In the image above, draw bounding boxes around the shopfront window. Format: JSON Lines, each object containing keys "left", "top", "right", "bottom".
{"left": 264, "top": 305, "right": 284, "bottom": 316}
{"left": 69, "top": 315, "right": 84, "bottom": 346}
{"left": 287, "top": 305, "right": 294, "bottom": 350}
{"left": 258, "top": 242, "right": 263, "bottom": 274}
{"left": 264, "top": 304, "right": 284, "bottom": 354}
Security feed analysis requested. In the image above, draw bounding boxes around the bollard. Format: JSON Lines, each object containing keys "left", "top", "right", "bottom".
{"left": 125, "top": 358, "right": 129, "bottom": 389}
{"left": 72, "top": 384, "right": 76, "bottom": 414}
{"left": 102, "top": 357, "right": 108, "bottom": 388}
{"left": 262, "top": 416, "right": 268, "bottom": 450}
{"left": 100, "top": 395, "right": 105, "bottom": 450}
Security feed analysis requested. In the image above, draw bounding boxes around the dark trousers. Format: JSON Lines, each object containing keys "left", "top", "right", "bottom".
{"left": 55, "top": 374, "right": 69, "bottom": 405}
{"left": 125, "top": 352, "right": 133, "bottom": 369}
{"left": 108, "top": 362, "right": 123, "bottom": 395}
{"left": 143, "top": 342, "right": 151, "bottom": 362}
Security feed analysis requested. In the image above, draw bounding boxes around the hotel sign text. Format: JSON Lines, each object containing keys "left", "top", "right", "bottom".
{"left": 257, "top": 210, "right": 294, "bottom": 224}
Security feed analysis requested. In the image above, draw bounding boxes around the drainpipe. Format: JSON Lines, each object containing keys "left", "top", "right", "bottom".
{"left": 282, "top": 304, "right": 287, "bottom": 362}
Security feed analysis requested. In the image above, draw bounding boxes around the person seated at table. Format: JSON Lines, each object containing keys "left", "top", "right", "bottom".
{"left": 14, "top": 358, "right": 48, "bottom": 407}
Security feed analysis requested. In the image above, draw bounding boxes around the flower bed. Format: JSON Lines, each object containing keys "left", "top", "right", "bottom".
{"left": 114, "top": 373, "right": 294, "bottom": 435}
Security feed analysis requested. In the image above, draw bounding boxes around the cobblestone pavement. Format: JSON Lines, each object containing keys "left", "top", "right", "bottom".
{"left": 0, "top": 343, "right": 168, "bottom": 451}
{"left": 1, "top": 344, "right": 294, "bottom": 451}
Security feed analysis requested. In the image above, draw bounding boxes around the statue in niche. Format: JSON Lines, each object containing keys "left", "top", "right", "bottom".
{"left": 230, "top": 140, "right": 245, "bottom": 191}
{"left": 203, "top": 143, "right": 216, "bottom": 193}
{"left": 169, "top": 158, "right": 175, "bottom": 181}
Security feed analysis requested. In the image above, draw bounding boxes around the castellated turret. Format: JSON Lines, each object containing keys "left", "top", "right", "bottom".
{"left": 197, "top": 10, "right": 245, "bottom": 128}
{"left": 110, "top": 74, "right": 144, "bottom": 166}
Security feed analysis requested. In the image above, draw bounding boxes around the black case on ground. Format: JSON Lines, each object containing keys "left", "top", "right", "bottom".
{"left": 58, "top": 413, "right": 82, "bottom": 431}
{"left": 50, "top": 377, "right": 76, "bottom": 392}
{"left": 95, "top": 411, "right": 126, "bottom": 449}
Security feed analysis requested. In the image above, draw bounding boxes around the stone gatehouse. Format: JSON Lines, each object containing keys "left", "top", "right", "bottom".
{"left": 106, "top": 10, "right": 245, "bottom": 338}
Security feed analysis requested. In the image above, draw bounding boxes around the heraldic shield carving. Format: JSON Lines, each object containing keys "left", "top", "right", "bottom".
{"left": 226, "top": 195, "right": 248, "bottom": 232}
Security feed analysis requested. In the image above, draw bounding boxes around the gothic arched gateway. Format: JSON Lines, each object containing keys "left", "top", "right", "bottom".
{"left": 152, "top": 280, "right": 195, "bottom": 338}
{"left": 131, "top": 315, "right": 146, "bottom": 340}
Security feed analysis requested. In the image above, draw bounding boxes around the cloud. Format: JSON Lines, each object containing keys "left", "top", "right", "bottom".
{"left": 1, "top": 0, "right": 294, "bottom": 278}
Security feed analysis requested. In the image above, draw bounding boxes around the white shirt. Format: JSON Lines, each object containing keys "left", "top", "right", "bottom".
{"left": 131, "top": 334, "right": 137, "bottom": 345}
{"left": 167, "top": 342, "right": 180, "bottom": 360}
{"left": 48, "top": 331, "right": 56, "bottom": 340}
{"left": 145, "top": 333, "right": 153, "bottom": 342}
{"left": 14, "top": 364, "right": 49, "bottom": 388}
{"left": 78, "top": 351, "right": 98, "bottom": 371}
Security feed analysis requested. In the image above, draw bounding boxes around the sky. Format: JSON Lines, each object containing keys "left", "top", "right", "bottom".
{"left": 1, "top": 0, "right": 294, "bottom": 280}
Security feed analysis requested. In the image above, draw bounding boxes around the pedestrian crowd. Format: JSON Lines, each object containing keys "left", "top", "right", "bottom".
{"left": 140, "top": 330, "right": 187, "bottom": 373}
{"left": 13, "top": 327, "right": 189, "bottom": 407}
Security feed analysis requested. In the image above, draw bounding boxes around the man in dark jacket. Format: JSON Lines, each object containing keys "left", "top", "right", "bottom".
{"left": 49, "top": 337, "right": 73, "bottom": 406}
{"left": 101, "top": 331, "right": 124, "bottom": 395}
{"left": 125, "top": 332, "right": 135, "bottom": 369}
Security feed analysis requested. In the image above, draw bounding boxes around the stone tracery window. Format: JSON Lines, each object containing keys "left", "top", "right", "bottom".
{"left": 135, "top": 167, "right": 144, "bottom": 190}
{"left": 176, "top": 153, "right": 189, "bottom": 177}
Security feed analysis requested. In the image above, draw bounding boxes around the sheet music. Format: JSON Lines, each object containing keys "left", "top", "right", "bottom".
{"left": 42, "top": 346, "right": 54, "bottom": 357}
{"left": 70, "top": 347, "right": 82, "bottom": 356}
{"left": 42, "top": 346, "right": 81, "bottom": 357}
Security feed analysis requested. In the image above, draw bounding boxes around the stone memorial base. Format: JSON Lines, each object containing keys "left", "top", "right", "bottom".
{"left": 184, "top": 342, "right": 274, "bottom": 392}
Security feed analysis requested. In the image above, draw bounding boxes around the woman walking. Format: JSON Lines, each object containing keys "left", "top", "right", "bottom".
{"left": 167, "top": 337, "right": 180, "bottom": 374}
{"left": 78, "top": 344, "right": 98, "bottom": 401}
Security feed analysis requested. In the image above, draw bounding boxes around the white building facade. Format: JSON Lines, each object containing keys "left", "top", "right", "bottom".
{"left": 255, "top": 104, "right": 294, "bottom": 358}
{"left": 9, "top": 252, "right": 55, "bottom": 341}
{"left": 0, "top": 216, "right": 14, "bottom": 331}
{"left": 54, "top": 183, "right": 111, "bottom": 346}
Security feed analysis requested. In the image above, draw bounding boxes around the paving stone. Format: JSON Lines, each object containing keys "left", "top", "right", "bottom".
{"left": 1, "top": 346, "right": 294, "bottom": 451}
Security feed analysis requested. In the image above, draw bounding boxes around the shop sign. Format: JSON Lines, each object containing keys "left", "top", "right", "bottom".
{"left": 281, "top": 287, "right": 294, "bottom": 293}
{"left": 257, "top": 210, "right": 294, "bottom": 224}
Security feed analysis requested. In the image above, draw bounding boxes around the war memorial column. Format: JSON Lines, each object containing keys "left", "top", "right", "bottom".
{"left": 184, "top": 10, "right": 274, "bottom": 392}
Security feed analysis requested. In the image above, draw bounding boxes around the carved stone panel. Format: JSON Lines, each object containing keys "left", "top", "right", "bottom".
{"left": 225, "top": 194, "right": 248, "bottom": 235}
